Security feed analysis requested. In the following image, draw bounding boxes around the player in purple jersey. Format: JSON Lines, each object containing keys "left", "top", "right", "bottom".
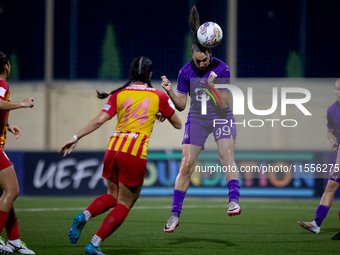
{"left": 329, "top": 143, "right": 340, "bottom": 240}
{"left": 162, "top": 6, "right": 241, "bottom": 233}
{"left": 298, "top": 78, "right": 340, "bottom": 235}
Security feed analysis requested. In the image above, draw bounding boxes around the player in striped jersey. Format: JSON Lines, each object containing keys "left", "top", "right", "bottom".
{"left": 58, "top": 56, "right": 181, "bottom": 255}
{"left": 0, "top": 52, "right": 35, "bottom": 254}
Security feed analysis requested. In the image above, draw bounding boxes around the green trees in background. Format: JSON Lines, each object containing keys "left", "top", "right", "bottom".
{"left": 286, "top": 51, "right": 303, "bottom": 78}
{"left": 8, "top": 52, "right": 20, "bottom": 80}
{"left": 183, "top": 32, "right": 195, "bottom": 66}
{"left": 98, "top": 24, "right": 122, "bottom": 79}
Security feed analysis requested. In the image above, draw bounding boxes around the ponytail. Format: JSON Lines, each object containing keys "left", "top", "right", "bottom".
{"left": 96, "top": 79, "right": 132, "bottom": 99}
{"left": 189, "top": 5, "right": 209, "bottom": 54}
{"left": 97, "top": 56, "right": 153, "bottom": 99}
{"left": 189, "top": 5, "right": 200, "bottom": 39}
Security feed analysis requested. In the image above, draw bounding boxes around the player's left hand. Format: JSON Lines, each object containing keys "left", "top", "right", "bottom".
{"left": 161, "top": 76, "right": 172, "bottom": 92}
{"left": 331, "top": 142, "right": 338, "bottom": 153}
{"left": 208, "top": 71, "right": 217, "bottom": 87}
{"left": 156, "top": 112, "right": 166, "bottom": 123}
{"left": 8, "top": 124, "right": 21, "bottom": 139}
{"left": 331, "top": 166, "right": 339, "bottom": 181}
{"left": 58, "top": 138, "right": 78, "bottom": 157}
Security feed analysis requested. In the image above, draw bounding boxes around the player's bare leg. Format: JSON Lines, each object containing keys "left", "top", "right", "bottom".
{"left": 164, "top": 144, "right": 201, "bottom": 233}
{"left": 320, "top": 180, "right": 339, "bottom": 207}
{"left": 298, "top": 180, "right": 339, "bottom": 233}
{"left": 174, "top": 144, "right": 202, "bottom": 192}
{"left": 0, "top": 167, "right": 34, "bottom": 254}
{"left": 0, "top": 166, "right": 19, "bottom": 213}
{"left": 0, "top": 167, "right": 19, "bottom": 254}
{"left": 217, "top": 138, "right": 241, "bottom": 216}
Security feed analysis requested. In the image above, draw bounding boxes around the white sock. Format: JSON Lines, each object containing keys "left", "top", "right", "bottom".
{"left": 83, "top": 210, "right": 91, "bottom": 222}
{"left": 91, "top": 235, "right": 102, "bottom": 247}
{"left": 8, "top": 239, "right": 21, "bottom": 245}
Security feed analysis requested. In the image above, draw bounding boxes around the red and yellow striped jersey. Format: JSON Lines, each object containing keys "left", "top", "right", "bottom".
{"left": 0, "top": 79, "right": 10, "bottom": 149}
{"left": 102, "top": 83, "right": 175, "bottom": 159}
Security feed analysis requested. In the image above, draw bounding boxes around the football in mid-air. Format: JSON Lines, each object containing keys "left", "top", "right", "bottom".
{"left": 197, "top": 22, "right": 223, "bottom": 48}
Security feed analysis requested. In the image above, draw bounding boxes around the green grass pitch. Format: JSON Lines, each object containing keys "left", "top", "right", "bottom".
{"left": 6, "top": 197, "right": 340, "bottom": 254}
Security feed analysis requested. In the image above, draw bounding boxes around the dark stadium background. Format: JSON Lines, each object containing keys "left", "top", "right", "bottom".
{"left": 0, "top": 0, "right": 339, "bottom": 80}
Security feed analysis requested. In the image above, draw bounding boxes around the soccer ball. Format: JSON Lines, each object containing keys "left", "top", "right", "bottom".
{"left": 197, "top": 22, "right": 223, "bottom": 48}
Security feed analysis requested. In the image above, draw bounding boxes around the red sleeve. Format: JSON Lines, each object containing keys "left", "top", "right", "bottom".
{"left": 156, "top": 90, "right": 175, "bottom": 118}
{"left": 0, "top": 81, "right": 9, "bottom": 101}
{"left": 101, "top": 93, "right": 118, "bottom": 118}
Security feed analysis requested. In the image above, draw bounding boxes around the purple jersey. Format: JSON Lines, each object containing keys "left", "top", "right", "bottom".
{"left": 326, "top": 101, "right": 340, "bottom": 182}
{"left": 327, "top": 101, "right": 340, "bottom": 145}
{"left": 177, "top": 57, "right": 233, "bottom": 121}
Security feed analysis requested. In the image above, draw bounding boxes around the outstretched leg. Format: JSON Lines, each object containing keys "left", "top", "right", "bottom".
{"left": 0, "top": 166, "right": 20, "bottom": 254}
{"left": 85, "top": 182, "right": 141, "bottom": 255}
{"left": 164, "top": 144, "right": 202, "bottom": 233}
{"left": 298, "top": 179, "right": 339, "bottom": 233}
{"left": 216, "top": 138, "right": 241, "bottom": 216}
{"left": 69, "top": 180, "right": 118, "bottom": 244}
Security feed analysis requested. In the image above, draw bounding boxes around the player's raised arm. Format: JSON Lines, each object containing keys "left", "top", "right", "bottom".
{"left": 161, "top": 76, "right": 187, "bottom": 111}
{"left": 0, "top": 98, "right": 34, "bottom": 111}
{"left": 207, "top": 71, "right": 229, "bottom": 110}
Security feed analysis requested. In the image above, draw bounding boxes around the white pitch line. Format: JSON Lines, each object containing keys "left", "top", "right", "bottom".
{"left": 14, "top": 204, "right": 339, "bottom": 212}
{"left": 15, "top": 207, "right": 86, "bottom": 212}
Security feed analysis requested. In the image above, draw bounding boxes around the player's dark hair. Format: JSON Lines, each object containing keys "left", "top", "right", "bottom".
{"left": 189, "top": 6, "right": 209, "bottom": 54}
{"left": 97, "top": 56, "right": 153, "bottom": 99}
{"left": 192, "top": 41, "right": 211, "bottom": 55}
{"left": 189, "top": 5, "right": 200, "bottom": 39}
{"left": 0, "top": 52, "right": 9, "bottom": 74}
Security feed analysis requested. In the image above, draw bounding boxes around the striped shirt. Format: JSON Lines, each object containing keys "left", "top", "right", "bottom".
{"left": 102, "top": 83, "right": 175, "bottom": 159}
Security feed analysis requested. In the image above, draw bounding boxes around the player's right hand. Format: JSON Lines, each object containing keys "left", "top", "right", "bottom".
{"left": 156, "top": 111, "right": 166, "bottom": 123}
{"left": 21, "top": 98, "right": 34, "bottom": 108}
{"left": 161, "top": 75, "right": 172, "bottom": 92}
{"left": 208, "top": 71, "right": 217, "bottom": 87}
{"left": 58, "top": 137, "right": 78, "bottom": 157}
{"left": 331, "top": 166, "right": 339, "bottom": 181}
{"left": 331, "top": 142, "right": 338, "bottom": 153}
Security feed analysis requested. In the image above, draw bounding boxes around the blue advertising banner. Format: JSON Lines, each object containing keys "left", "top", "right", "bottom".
{"left": 24, "top": 152, "right": 107, "bottom": 196}
{"left": 6, "top": 152, "right": 25, "bottom": 195}
{"left": 17, "top": 151, "right": 328, "bottom": 197}
{"left": 143, "top": 151, "right": 325, "bottom": 197}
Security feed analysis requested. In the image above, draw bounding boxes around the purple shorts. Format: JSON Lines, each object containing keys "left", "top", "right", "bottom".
{"left": 182, "top": 116, "right": 236, "bottom": 148}
{"left": 328, "top": 153, "right": 340, "bottom": 183}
